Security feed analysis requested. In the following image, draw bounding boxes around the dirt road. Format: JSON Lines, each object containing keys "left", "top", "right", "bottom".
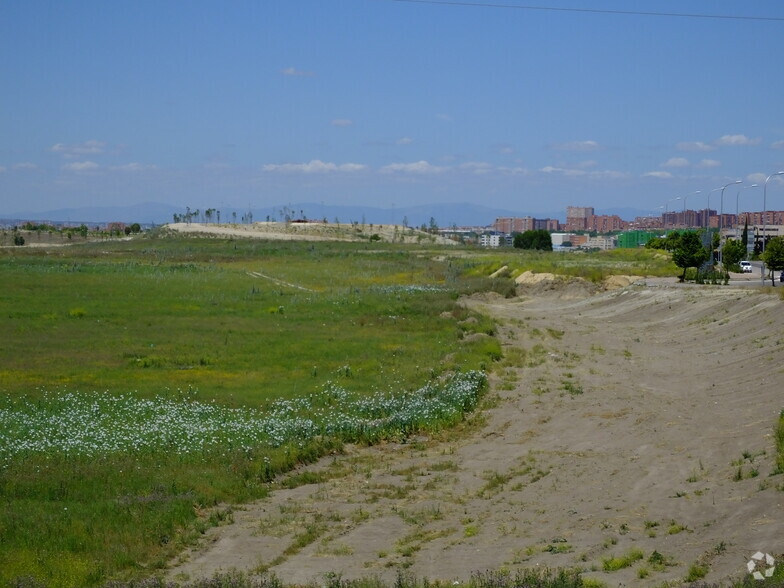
{"left": 169, "top": 282, "right": 783, "bottom": 587}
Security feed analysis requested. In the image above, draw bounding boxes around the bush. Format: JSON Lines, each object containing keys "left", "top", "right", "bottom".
{"left": 695, "top": 269, "right": 729, "bottom": 285}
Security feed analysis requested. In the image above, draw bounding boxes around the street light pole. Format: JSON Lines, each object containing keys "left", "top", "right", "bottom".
{"left": 762, "top": 171, "right": 784, "bottom": 284}
{"left": 718, "top": 180, "right": 742, "bottom": 264}
{"left": 706, "top": 188, "right": 720, "bottom": 228}
{"left": 735, "top": 184, "right": 758, "bottom": 252}
{"left": 736, "top": 184, "right": 758, "bottom": 224}
{"left": 665, "top": 196, "right": 681, "bottom": 229}
{"left": 719, "top": 180, "right": 742, "bottom": 233}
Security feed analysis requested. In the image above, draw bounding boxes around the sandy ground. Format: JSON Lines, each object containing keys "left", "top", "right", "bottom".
{"left": 166, "top": 277, "right": 784, "bottom": 587}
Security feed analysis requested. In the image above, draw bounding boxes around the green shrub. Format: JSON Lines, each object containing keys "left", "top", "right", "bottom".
{"left": 602, "top": 548, "right": 644, "bottom": 571}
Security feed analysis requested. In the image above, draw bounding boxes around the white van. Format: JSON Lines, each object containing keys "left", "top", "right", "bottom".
{"left": 740, "top": 261, "right": 752, "bottom": 273}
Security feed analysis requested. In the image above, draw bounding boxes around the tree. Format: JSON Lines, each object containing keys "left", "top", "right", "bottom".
{"left": 762, "top": 236, "right": 784, "bottom": 286}
{"left": 672, "top": 231, "right": 709, "bottom": 282}
{"left": 721, "top": 238, "right": 746, "bottom": 271}
{"left": 646, "top": 230, "right": 682, "bottom": 251}
{"left": 741, "top": 220, "right": 749, "bottom": 251}
{"left": 513, "top": 229, "right": 553, "bottom": 251}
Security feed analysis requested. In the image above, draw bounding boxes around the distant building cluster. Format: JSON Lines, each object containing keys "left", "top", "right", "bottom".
{"left": 459, "top": 204, "right": 784, "bottom": 251}
{"left": 492, "top": 206, "right": 627, "bottom": 235}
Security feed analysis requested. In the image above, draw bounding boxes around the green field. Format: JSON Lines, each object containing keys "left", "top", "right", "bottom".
{"left": 0, "top": 234, "right": 505, "bottom": 587}
{"left": 0, "top": 234, "right": 683, "bottom": 586}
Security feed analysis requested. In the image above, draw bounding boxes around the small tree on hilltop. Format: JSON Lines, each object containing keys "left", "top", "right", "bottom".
{"left": 762, "top": 236, "right": 784, "bottom": 286}
{"left": 672, "top": 231, "right": 708, "bottom": 282}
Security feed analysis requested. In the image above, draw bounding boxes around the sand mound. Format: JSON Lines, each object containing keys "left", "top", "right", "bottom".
{"left": 514, "top": 270, "right": 598, "bottom": 299}
{"left": 601, "top": 274, "right": 643, "bottom": 290}
{"left": 514, "top": 270, "right": 556, "bottom": 284}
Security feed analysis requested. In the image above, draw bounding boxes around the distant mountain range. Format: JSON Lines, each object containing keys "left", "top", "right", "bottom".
{"left": 2, "top": 201, "right": 652, "bottom": 229}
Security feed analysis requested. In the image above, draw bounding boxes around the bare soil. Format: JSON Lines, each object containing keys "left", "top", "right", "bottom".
{"left": 168, "top": 281, "right": 784, "bottom": 587}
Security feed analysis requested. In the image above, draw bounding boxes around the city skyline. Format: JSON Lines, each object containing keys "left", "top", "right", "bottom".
{"left": 3, "top": 1, "right": 784, "bottom": 216}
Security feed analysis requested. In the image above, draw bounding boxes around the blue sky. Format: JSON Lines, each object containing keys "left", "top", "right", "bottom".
{"left": 3, "top": 0, "right": 784, "bottom": 218}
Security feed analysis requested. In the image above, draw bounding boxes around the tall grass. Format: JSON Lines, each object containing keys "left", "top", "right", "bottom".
{"left": 0, "top": 237, "right": 496, "bottom": 587}
{"left": 0, "top": 238, "right": 489, "bottom": 403}
{"left": 83, "top": 568, "right": 588, "bottom": 588}
{"left": 463, "top": 247, "right": 677, "bottom": 283}
{"left": 776, "top": 409, "right": 784, "bottom": 474}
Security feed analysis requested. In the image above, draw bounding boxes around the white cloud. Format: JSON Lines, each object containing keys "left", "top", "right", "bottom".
{"left": 540, "top": 165, "right": 627, "bottom": 179}
{"left": 497, "top": 165, "right": 528, "bottom": 175}
{"left": 61, "top": 161, "right": 99, "bottom": 172}
{"left": 771, "top": 140, "right": 784, "bottom": 150}
{"left": 380, "top": 160, "right": 446, "bottom": 174}
{"left": 111, "top": 162, "right": 158, "bottom": 172}
{"left": 540, "top": 165, "right": 585, "bottom": 176}
{"left": 697, "top": 159, "right": 721, "bottom": 168}
{"left": 576, "top": 160, "right": 598, "bottom": 169}
{"left": 331, "top": 118, "right": 352, "bottom": 127}
{"left": 281, "top": 66, "right": 314, "bottom": 77}
{"left": 396, "top": 137, "right": 413, "bottom": 145}
{"left": 262, "top": 159, "right": 367, "bottom": 174}
{"left": 589, "top": 170, "right": 629, "bottom": 179}
{"left": 436, "top": 113, "right": 452, "bottom": 121}
{"left": 336, "top": 163, "right": 366, "bottom": 172}
{"left": 662, "top": 157, "right": 689, "bottom": 168}
{"left": 51, "top": 140, "right": 106, "bottom": 158}
{"left": 551, "top": 140, "right": 601, "bottom": 152}
{"left": 12, "top": 162, "right": 37, "bottom": 170}
{"left": 715, "top": 134, "right": 760, "bottom": 146}
{"left": 676, "top": 141, "right": 715, "bottom": 152}
{"left": 747, "top": 171, "right": 784, "bottom": 184}
{"left": 643, "top": 171, "right": 673, "bottom": 179}
{"left": 0, "top": 166, "right": 6, "bottom": 173}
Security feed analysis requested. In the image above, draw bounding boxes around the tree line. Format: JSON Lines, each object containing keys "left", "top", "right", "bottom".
{"left": 646, "top": 229, "right": 784, "bottom": 284}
